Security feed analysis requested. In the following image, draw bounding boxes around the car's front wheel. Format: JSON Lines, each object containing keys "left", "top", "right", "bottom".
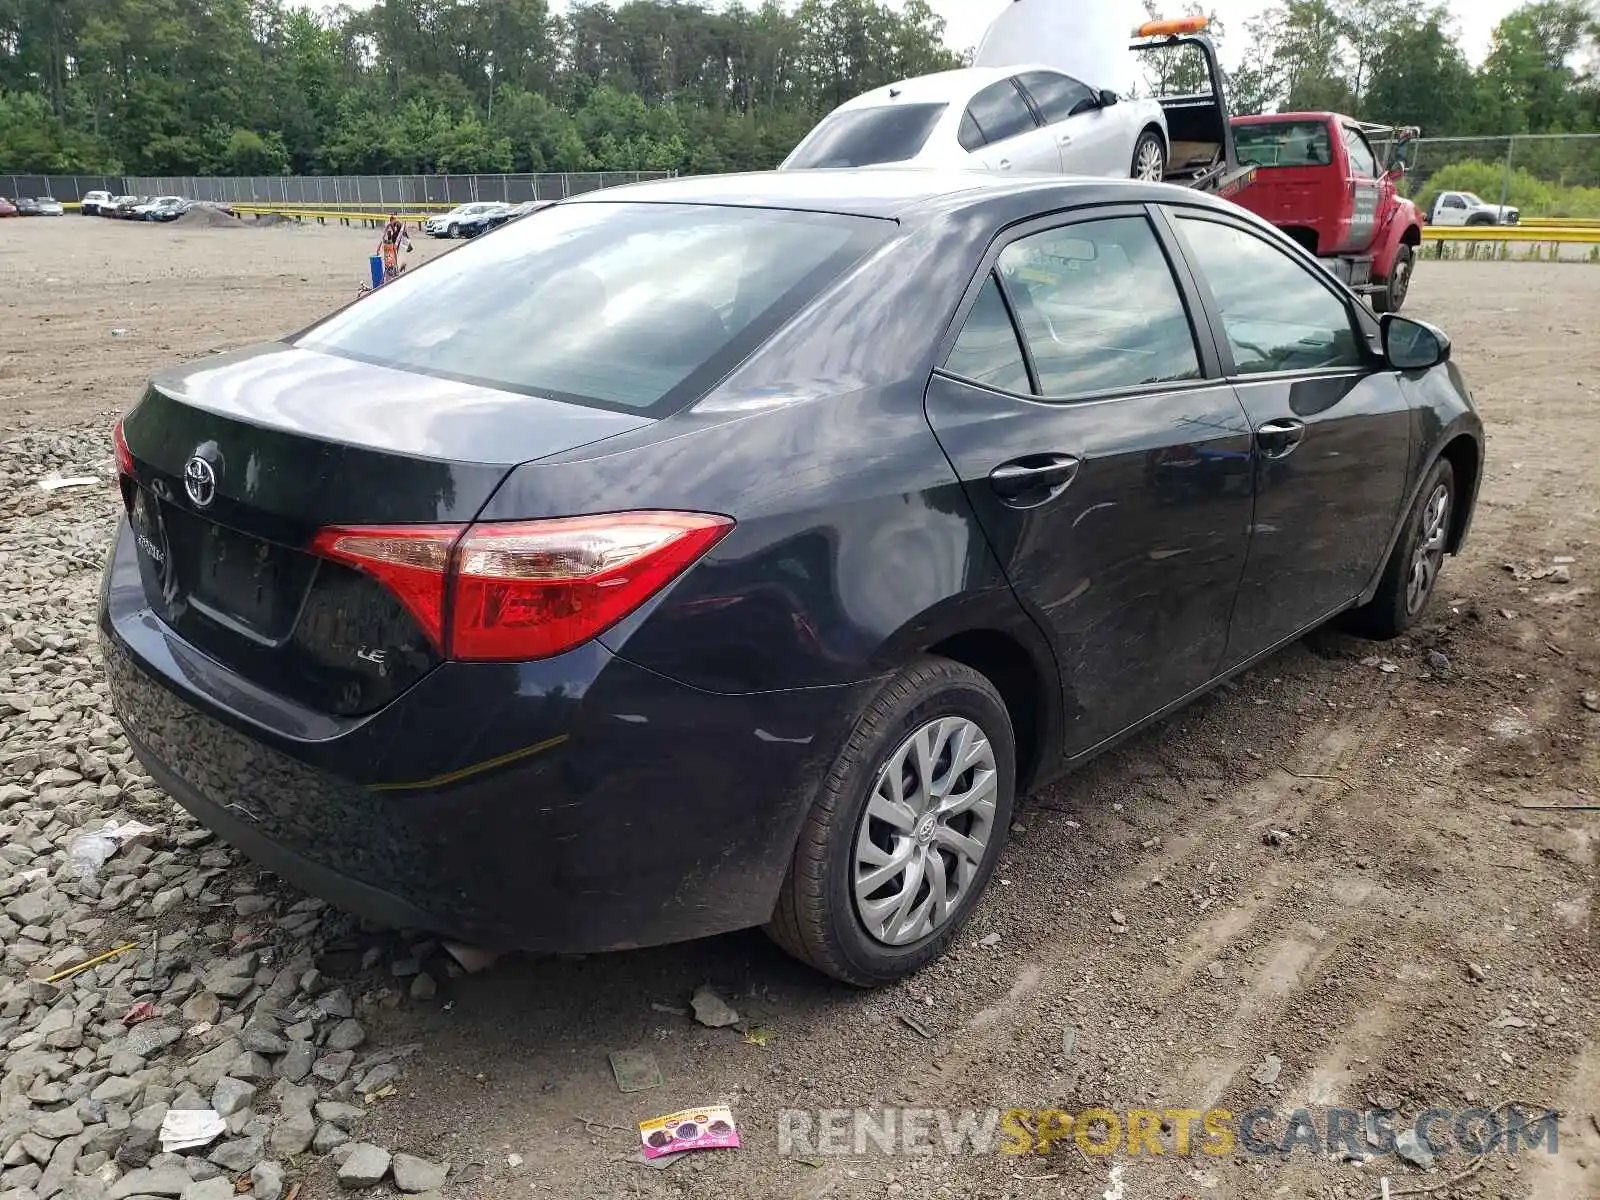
{"left": 766, "top": 656, "right": 1015, "bottom": 986}
{"left": 1372, "top": 244, "right": 1413, "bottom": 313}
{"left": 1344, "top": 457, "right": 1454, "bottom": 639}
{"left": 447, "top": 223, "right": 460, "bottom": 239}
{"left": 1131, "top": 130, "right": 1166, "bottom": 183}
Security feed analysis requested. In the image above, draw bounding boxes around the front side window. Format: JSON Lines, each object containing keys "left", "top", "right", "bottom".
{"left": 995, "top": 216, "right": 1201, "bottom": 398}
{"left": 1443, "top": 195, "right": 1466, "bottom": 209}
{"left": 1233, "top": 120, "right": 1333, "bottom": 167}
{"left": 1342, "top": 127, "right": 1378, "bottom": 177}
{"left": 785, "top": 103, "right": 948, "bottom": 168}
{"left": 1173, "top": 215, "right": 1364, "bottom": 375}
{"left": 298, "top": 202, "right": 888, "bottom": 414}
{"left": 965, "top": 80, "right": 1038, "bottom": 146}
{"left": 945, "top": 274, "right": 1030, "bottom": 394}
{"left": 1015, "top": 71, "right": 1097, "bottom": 124}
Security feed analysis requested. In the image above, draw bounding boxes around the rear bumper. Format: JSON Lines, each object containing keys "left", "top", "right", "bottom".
{"left": 101, "top": 518, "right": 861, "bottom": 951}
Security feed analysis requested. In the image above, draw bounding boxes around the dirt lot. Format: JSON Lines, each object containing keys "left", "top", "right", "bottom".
{"left": 0, "top": 217, "right": 1596, "bottom": 1200}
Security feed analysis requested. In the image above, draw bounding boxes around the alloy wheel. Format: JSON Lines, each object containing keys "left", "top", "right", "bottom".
{"left": 1135, "top": 139, "right": 1165, "bottom": 182}
{"left": 852, "top": 716, "right": 998, "bottom": 946}
{"left": 1406, "top": 483, "right": 1450, "bottom": 614}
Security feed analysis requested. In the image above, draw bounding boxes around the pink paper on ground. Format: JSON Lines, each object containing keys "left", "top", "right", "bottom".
{"left": 639, "top": 1106, "right": 741, "bottom": 1158}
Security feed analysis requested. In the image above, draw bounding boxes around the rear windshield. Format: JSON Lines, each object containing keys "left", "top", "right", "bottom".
{"left": 1233, "top": 121, "right": 1333, "bottom": 168}
{"left": 786, "top": 103, "right": 948, "bottom": 168}
{"left": 297, "top": 201, "right": 888, "bottom": 415}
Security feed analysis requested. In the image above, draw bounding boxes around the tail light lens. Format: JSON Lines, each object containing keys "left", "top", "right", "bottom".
{"left": 113, "top": 419, "right": 134, "bottom": 477}
{"left": 310, "top": 512, "right": 732, "bottom": 662}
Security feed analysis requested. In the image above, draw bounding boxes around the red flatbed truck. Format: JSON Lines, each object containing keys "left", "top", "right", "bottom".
{"left": 1226, "top": 113, "right": 1424, "bottom": 312}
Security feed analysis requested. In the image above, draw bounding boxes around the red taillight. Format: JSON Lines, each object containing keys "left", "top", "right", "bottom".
{"left": 310, "top": 512, "right": 732, "bottom": 662}
{"left": 113, "top": 419, "right": 135, "bottom": 477}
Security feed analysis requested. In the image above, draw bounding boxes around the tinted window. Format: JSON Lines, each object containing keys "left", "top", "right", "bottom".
{"left": 298, "top": 202, "right": 887, "bottom": 414}
{"left": 958, "top": 111, "right": 985, "bottom": 151}
{"left": 1443, "top": 195, "right": 1466, "bottom": 209}
{"left": 1174, "top": 216, "right": 1364, "bottom": 375}
{"left": 1342, "top": 127, "right": 1378, "bottom": 176}
{"left": 965, "top": 80, "right": 1037, "bottom": 145}
{"left": 997, "top": 216, "right": 1200, "bottom": 398}
{"left": 786, "top": 103, "right": 948, "bottom": 168}
{"left": 1233, "top": 120, "right": 1333, "bottom": 167}
{"left": 946, "top": 274, "right": 1030, "bottom": 394}
{"left": 1016, "top": 70, "right": 1097, "bottom": 124}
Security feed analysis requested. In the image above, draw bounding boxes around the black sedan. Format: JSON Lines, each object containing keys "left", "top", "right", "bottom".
{"left": 102, "top": 170, "right": 1482, "bottom": 985}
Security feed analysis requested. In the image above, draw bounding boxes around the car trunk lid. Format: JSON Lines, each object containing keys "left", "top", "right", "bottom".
{"left": 118, "top": 344, "right": 652, "bottom": 716}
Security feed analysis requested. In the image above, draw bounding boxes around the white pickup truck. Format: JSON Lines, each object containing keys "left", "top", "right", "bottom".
{"left": 1428, "top": 190, "right": 1520, "bottom": 226}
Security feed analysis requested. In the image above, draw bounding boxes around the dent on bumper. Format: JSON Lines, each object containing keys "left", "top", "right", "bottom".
{"left": 101, "top": 526, "right": 861, "bottom": 951}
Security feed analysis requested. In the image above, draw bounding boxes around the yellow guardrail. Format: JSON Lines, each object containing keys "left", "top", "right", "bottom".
{"left": 1424, "top": 225, "right": 1600, "bottom": 243}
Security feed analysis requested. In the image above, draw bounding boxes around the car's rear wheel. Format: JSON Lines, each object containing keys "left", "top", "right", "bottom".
{"left": 1343, "top": 457, "right": 1454, "bottom": 639}
{"left": 1372, "top": 244, "right": 1413, "bottom": 313}
{"left": 766, "top": 657, "right": 1015, "bottom": 986}
{"left": 1131, "top": 130, "right": 1166, "bottom": 183}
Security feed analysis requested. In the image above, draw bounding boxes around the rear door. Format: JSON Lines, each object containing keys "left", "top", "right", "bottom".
{"left": 1161, "top": 206, "right": 1411, "bottom": 663}
{"left": 924, "top": 207, "right": 1255, "bottom": 756}
{"left": 964, "top": 78, "right": 1053, "bottom": 174}
{"left": 1014, "top": 70, "right": 1123, "bottom": 176}
{"left": 1340, "top": 124, "right": 1382, "bottom": 252}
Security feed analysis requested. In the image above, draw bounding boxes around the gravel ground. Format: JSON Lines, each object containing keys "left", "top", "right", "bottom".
{"left": 0, "top": 218, "right": 1596, "bottom": 1200}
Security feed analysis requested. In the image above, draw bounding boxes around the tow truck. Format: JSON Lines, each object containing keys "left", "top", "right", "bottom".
{"left": 1226, "top": 113, "right": 1424, "bottom": 311}
{"left": 1128, "top": 16, "right": 1257, "bottom": 198}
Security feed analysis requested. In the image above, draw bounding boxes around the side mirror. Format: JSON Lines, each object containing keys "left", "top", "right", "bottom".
{"left": 1097, "top": 89, "right": 1119, "bottom": 107}
{"left": 1382, "top": 313, "right": 1450, "bottom": 370}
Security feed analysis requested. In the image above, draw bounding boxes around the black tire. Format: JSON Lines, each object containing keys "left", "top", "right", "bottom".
{"left": 447, "top": 223, "right": 459, "bottom": 239}
{"left": 766, "top": 656, "right": 1016, "bottom": 986}
{"left": 1343, "top": 457, "right": 1455, "bottom": 639}
{"left": 1131, "top": 129, "right": 1166, "bottom": 183}
{"left": 1465, "top": 213, "right": 1495, "bottom": 227}
{"left": 1372, "top": 243, "right": 1413, "bottom": 313}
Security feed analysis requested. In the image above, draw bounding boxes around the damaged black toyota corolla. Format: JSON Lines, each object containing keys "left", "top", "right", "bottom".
{"left": 101, "top": 170, "right": 1483, "bottom": 986}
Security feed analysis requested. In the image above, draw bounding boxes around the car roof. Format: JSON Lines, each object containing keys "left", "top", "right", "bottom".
{"left": 829, "top": 64, "right": 1070, "bottom": 112}
{"left": 566, "top": 167, "right": 1243, "bottom": 222}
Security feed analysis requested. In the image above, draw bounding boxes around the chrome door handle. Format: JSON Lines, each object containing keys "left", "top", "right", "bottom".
{"left": 1256, "top": 419, "right": 1306, "bottom": 459}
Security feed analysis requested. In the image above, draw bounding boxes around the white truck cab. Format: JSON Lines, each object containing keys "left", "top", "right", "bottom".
{"left": 1429, "top": 191, "right": 1520, "bottom": 227}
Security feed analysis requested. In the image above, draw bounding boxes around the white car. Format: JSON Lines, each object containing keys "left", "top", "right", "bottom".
{"left": 80, "top": 190, "right": 114, "bottom": 216}
{"left": 780, "top": 65, "right": 1169, "bottom": 181}
{"left": 424, "top": 203, "right": 507, "bottom": 239}
{"left": 1429, "top": 191, "right": 1519, "bottom": 227}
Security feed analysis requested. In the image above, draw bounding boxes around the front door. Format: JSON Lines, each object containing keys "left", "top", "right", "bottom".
{"left": 1339, "top": 124, "right": 1382, "bottom": 252}
{"left": 1162, "top": 208, "right": 1412, "bottom": 663}
{"left": 925, "top": 208, "right": 1255, "bottom": 757}
{"left": 1014, "top": 70, "right": 1121, "bottom": 176}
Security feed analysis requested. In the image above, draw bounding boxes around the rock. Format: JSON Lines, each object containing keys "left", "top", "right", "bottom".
{"left": 337, "top": 1144, "right": 391, "bottom": 1189}
{"left": 228, "top": 1052, "right": 273, "bottom": 1082}
{"left": 1395, "top": 1129, "right": 1435, "bottom": 1170}
{"left": 108, "top": 1165, "right": 191, "bottom": 1198}
{"left": 391, "top": 1153, "right": 446, "bottom": 1193}
{"left": 180, "top": 994, "right": 220, "bottom": 1026}
{"left": 314, "top": 1103, "right": 365, "bottom": 1131}
{"left": 313, "top": 1122, "right": 350, "bottom": 1153}
{"left": 251, "top": 1161, "right": 286, "bottom": 1200}
{"left": 90, "top": 1076, "right": 141, "bottom": 1106}
{"left": 207, "top": 1136, "right": 264, "bottom": 1174}
{"left": 268, "top": 1109, "right": 315, "bottom": 1158}
{"left": 1468, "top": 962, "right": 1487, "bottom": 983}
{"left": 408, "top": 974, "right": 436, "bottom": 1002}
{"left": 977, "top": 932, "right": 1001, "bottom": 949}
{"left": 1250, "top": 1055, "right": 1283, "bottom": 1085}
{"left": 33, "top": 1110, "right": 85, "bottom": 1140}
{"left": 185, "top": 1040, "right": 243, "bottom": 1090}
{"left": 210, "top": 1079, "right": 255, "bottom": 1119}
{"left": 1263, "top": 829, "right": 1290, "bottom": 847}
{"left": 353, "top": 1065, "right": 397, "bottom": 1096}
{"left": 200, "top": 971, "right": 251, "bottom": 1002}
{"left": 1582, "top": 690, "right": 1600, "bottom": 714}
{"left": 1426, "top": 650, "right": 1450, "bottom": 671}
{"left": 6, "top": 892, "right": 51, "bottom": 926}
{"left": 312, "top": 1051, "right": 353, "bottom": 1085}
{"left": 324, "top": 1020, "right": 366, "bottom": 1053}
{"left": 240, "top": 1025, "right": 287, "bottom": 1056}
{"left": 1109, "top": 908, "right": 1127, "bottom": 927}
{"left": 179, "top": 1180, "right": 235, "bottom": 1200}
{"left": 690, "top": 986, "right": 740, "bottom": 1029}
{"left": 276, "top": 1043, "right": 313, "bottom": 1084}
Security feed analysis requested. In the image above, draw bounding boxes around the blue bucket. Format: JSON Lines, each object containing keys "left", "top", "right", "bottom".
{"left": 369, "top": 254, "right": 385, "bottom": 289}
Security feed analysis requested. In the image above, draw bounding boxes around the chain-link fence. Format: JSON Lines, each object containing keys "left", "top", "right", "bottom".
{"left": 0, "top": 171, "right": 672, "bottom": 206}
{"left": 1367, "top": 134, "right": 1600, "bottom": 222}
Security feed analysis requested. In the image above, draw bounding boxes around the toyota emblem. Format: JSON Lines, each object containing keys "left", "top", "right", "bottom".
{"left": 183, "top": 455, "right": 217, "bottom": 508}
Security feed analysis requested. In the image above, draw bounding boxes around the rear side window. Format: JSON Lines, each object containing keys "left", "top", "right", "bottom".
{"left": 785, "top": 104, "right": 948, "bottom": 168}
{"left": 297, "top": 202, "right": 888, "bottom": 415}
{"left": 1015, "top": 71, "right": 1097, "bottom": 124}
{"left": 965, "top": 80, "right": 1037, "bottom": 145}
{"left": 1173, "top": 215, "right": 1364, "bottom": 375}
{"left": 945, "top": 275, "right": 1030, "bottom": 394}
{"left": 996, "top": 216, "right": 1201, "bottom": 398}
{"left": 1233, "top": 120, "right": 1333, "bottom": 167}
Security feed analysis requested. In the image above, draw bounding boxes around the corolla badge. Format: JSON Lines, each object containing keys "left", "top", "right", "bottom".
{"left": 183, "top": 455, "right": 217, "bottom": 508}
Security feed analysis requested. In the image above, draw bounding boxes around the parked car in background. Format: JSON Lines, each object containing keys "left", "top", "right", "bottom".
{"left": 81, "top": 190, "right": 114, "bottom": 215}
{"left": 14, "top": 197, "right": 41, "bottom": 215}
{"left": 498, "top": 200, "right": 555, "bottom": 227}
{"left": 456, "top": 202, "right": 513, "bottom": 238}
{"left": 424, "top": 202, "right": 514, "bottom": 238}
{"left": 106, "top": 196, "right": 142, "bottom": 219}
{"left": 134, "top": 196, "right": 191, "bottom": 221}
{"left": 1428, "top": 190, "right": 1519, "bottom": 227}
{"left": 33, "top": 197, "right": 65, "bottom": 216}
{"left": 104, "top": 169, "right": 1483, "bottom": 986}
{"left": 0, "top": 197, "right": 16, "bottom": 217}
